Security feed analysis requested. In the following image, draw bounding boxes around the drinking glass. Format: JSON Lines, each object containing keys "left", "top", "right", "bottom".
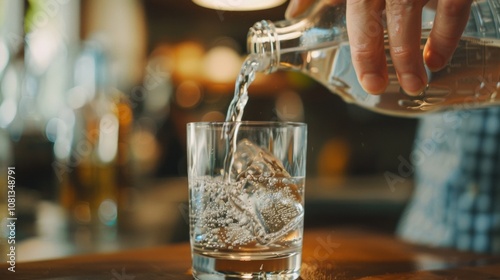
{"left": 187, "top": 121, "right": 307, "bottom": 280}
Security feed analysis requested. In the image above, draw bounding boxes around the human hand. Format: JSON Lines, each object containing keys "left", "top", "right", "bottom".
{"left": 286, "top": 0, "right": 473, "bottom": 95}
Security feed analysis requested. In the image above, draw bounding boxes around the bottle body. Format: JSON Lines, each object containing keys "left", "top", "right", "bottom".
{"left": 247, "top": 0, "right": 500, "bottom": 117}
{"left": 54, "top": 41, "right": 133, "bottom": 250}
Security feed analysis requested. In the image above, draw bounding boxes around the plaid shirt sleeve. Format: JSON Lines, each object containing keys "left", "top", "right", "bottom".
{"left": 397, "top": 107, "right": 500, "bottom": 254}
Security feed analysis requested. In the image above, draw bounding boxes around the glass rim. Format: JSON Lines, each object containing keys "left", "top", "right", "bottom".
{"left": 187, "top": 121, "right": 307, "bottom": 128}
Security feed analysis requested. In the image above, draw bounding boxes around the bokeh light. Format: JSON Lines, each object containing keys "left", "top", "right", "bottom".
{"left": 173, "top": 42, "right": 204, "bottom": 80}
{"left": 192, "top": 0, "right": 287, "bottom": 11}
{"left": 175, "top": 80, "right": 202, "bottom": 108}
{"left": 201, "top": 111, "right": 225, "bottom": 122}
{"left": 275, "top": 90, "right": 304, "bottom": 121}
{"left": 317, "top": 138, "right": 350, "bottom": 179}
{"left": 98, "top": 199, "right": 118, "bottom": 226}
{"left": 203, "top": 46, "right": 241, "bottom": 84}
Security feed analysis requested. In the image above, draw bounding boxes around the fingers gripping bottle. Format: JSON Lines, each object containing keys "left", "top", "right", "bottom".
{"left": 247, "top": 0, "right": 500, "bottom": 117}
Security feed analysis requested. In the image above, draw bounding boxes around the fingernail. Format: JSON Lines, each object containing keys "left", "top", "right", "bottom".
{"left": 400, "top": 73, "right": 425, "bottom": 96}
{"left": 360, "top": 73, "right": 387, "bottom": 94}
{"left": 285, "top": 0, "right": 298, "bottom": 19}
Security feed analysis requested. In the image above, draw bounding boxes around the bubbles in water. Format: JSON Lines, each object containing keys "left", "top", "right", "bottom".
{"left": 192, "top": 138, "right": 304, "bottom": 248}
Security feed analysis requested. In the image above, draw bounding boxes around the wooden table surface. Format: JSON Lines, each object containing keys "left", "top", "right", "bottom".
{"left": 2, "top": 227, "right": 500, "bottom": 280}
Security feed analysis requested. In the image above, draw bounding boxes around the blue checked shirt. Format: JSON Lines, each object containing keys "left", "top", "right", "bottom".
{"left": 397, "top": 107, "right": 500, "bottom": 254}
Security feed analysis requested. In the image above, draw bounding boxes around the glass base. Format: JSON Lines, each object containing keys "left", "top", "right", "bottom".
{"left": 192, "top": 251, "right": 301, "bottom": 280}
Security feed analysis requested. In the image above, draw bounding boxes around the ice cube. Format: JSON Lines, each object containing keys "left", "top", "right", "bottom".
{"left": 253, "top": 177, "right": 304, "bottom": 245}
{"left": 232, "top": 138, "right": 290, "bottom": 181}
{"left": 228, "top": 139, "right": 304, "bottom": 245}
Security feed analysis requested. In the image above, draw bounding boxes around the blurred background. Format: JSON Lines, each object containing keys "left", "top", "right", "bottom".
{"left": 0, "top": 0, "right": 418, "bottom": 262}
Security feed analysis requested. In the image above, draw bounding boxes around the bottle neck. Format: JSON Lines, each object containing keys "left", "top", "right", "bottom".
{"left": 247, "top": 0, "right": 348, "bottom": 73}
{"left": 247, "top": 20, "right": 280, "bottom": 73}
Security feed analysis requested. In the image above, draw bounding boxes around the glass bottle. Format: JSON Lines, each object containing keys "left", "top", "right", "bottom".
{"left": 55, "top": 40, "right": 133, "bottom": 252}
{"left": 247, "top": 0, "right": 500, "bottom": 117}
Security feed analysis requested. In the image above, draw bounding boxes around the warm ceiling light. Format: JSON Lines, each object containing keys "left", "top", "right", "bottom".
{"left": 192, "top": 0, "right": 287, "bottom": 11}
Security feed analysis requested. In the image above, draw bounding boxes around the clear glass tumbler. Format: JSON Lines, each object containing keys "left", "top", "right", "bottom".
{"left": 187, "top": 121, "right": 307, "bottom": 280}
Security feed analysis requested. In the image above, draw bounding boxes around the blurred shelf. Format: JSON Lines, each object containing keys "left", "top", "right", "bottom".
{"left": 304, "top": 176, "right": 413, "bottom": 231}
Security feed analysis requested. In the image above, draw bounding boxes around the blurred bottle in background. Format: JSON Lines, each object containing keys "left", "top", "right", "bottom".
{"left": 2, "top": 0, "right": 84, "bottom": 261}
{"left": 53, "top": 40, "right": 133, "bottom": 253}
{"left": 0, "top": 0, "right": 147, "bottom": 260}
